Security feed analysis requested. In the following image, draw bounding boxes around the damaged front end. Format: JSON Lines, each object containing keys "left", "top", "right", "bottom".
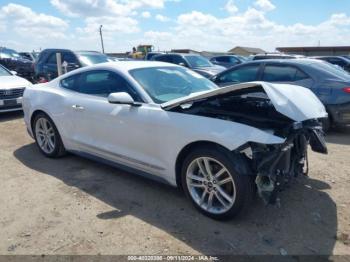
{"left": 163, "top": 82, "right": 328, "bottom": 204}
{"left": 239, "top": 120, "right": 327, "bottom": 204}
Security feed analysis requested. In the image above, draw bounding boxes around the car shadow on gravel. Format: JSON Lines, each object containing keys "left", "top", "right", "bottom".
{"left": 14, "top": 143, "right": 337, "bottom": 255}
{"left": 0, "top": 111, "right": 23, "bottom": 123}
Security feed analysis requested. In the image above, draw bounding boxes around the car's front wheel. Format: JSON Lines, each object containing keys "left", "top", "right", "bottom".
{"left": 181, "top": 146, "right": 253, "bottom": 220}
{"left": 33, "top": 113, "right": 66, "bottom": 158}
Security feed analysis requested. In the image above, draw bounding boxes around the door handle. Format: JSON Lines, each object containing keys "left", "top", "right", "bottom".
{"left": 72, "top": 104, "right": 84, "bottom": 110}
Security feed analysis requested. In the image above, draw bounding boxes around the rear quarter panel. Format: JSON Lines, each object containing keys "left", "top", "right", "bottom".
{"left": 23, "top": 82, "right": 74, "bottom": 149}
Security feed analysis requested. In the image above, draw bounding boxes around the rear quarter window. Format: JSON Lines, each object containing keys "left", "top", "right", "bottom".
{"left": 60, "top": 74, "right": 80, "bottom": 92}
{"left": 262, "top": 65, "right": 309, "bottom": 82}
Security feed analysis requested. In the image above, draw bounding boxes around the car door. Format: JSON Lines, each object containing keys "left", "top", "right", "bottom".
{"left": 67, "top": 70, "right": 166, "bottom": 173}
{"left": 213, "top": 63, "right": 261, "bottom": 87}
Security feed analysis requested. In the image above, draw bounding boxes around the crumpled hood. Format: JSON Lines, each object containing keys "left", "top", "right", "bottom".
{"left": 0, "top": 76, "right": 31, "bottom": 89}
{"left": 162, "top": 82, "right": 327, "bottom": 122}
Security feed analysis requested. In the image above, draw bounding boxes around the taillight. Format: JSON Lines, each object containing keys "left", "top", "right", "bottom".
{"left": 343, "top": 87, "right": 350, "bottom": 93}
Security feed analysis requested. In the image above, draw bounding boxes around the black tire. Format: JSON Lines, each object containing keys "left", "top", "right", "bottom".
{"left": 33, "top": 113, "right": 66, "bottom": 158}
{"left": 181, "top": 145, "right": 254, "bottom": 220}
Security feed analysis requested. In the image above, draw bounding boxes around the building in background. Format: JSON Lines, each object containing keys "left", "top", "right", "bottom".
{"left": 277, "top": 46, "right": 350, "bottom": 56}
{"left": 228, "top": 46, "right": 266, "bottom": 56}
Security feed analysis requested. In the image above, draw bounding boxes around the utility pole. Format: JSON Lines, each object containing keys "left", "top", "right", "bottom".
{"left": 99, "top": 25, "right": 105, "bottom": 54}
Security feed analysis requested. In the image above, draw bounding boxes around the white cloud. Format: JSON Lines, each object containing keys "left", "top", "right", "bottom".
{"left": 142, "top": 8, "right": 350, "bottom": 52}
{"left": 79, "top": 16, "right": 139, "bottom": 35}
{"left": 254, "top": 0, "right": 276, "bottom": 12}
{"left": 142, "top": 11, "right": 151, "bottom": 18}
{"left": 0, "top": 3, "right": 68, "bottom": 39}
{"left": 155, "top": 14, "right": 170, "bottom": 22}
{"left": 2, "top": 1, "right": 350, "bottom": 54}
{"left": 144, "top": 30, "right": 172, "bottom": 40}
{"left": 50, "top": 0, "right": 164, "bottom": 17}
{"left": 177, "top": 11, "right": 217, "bottom": 26}
{"left": 224, "top": 0, "right": 238, "bottom": 14}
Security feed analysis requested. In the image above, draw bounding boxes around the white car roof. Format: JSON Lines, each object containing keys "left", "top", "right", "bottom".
{"left": 55, "top": 61, "right": 179, "bottom": 80}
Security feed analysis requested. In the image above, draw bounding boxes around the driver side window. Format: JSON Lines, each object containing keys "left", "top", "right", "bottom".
{"left": 79, "top": 70, "right": 140, "bottom": 101}
{"left": 61, "top": 70, "right": 141, "bottom": 101}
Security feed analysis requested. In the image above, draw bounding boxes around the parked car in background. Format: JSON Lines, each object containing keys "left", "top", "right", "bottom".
{"left": 251, "top": 53, "right": 303, "bottom": 61}
{"left": 23, "top": 61, "right": 327, "bottom": 220}
{"left": 144, "top": 52, "right": 165, "bottom": 61}
{"left": 107, "top": 56, "right": 120, "bottom": 62}
{"left": 152, "top": 53, "right": 225, "bottom": 78}
{"left": 211, "top": 59, "right": 350, "bottom": 130}
{"left": 19, "top": 52, "right": 38, "bottom": 62}
{"left": 34, "top": 49, "right": 109, "bottom": 82}
{"left": 312, "top": 56, "right": 350, "bottom": 73}
{"left": 210, "top": 55, "right": 246, "bottom": 68}
{"left": 0, "top": 47, "right": 34, "bottom": 82}
{"left": 0, "top": 64, "right": 31, "bottom": 113}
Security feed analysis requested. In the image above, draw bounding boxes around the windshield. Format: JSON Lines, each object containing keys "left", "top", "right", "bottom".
{"left": 130, "top": 66, "right": 218, "bottom": 103}
{"left": 185, "top": 56, "right": 213, "bottom": 68}
{"left": 78, "top": 53, "right": 109, "bottom": 66}
{"left": 310, "top": 61, "right": 350, "bottom": 79}
{"left": 0, "top": 65, "right": 11, "bottom": 76}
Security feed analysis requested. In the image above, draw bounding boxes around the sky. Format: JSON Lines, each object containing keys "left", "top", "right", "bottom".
{"left": 0, "top": 0, "right": 350, "bottom": 53}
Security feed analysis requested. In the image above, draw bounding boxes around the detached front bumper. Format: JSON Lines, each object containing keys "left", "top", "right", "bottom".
{"left": 328, "top": 102, "right": 350, "bottom": 126}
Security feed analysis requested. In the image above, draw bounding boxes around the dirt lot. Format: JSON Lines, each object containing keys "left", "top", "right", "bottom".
{"left": 0, "top": 111, "right": 349, "bottom": 256}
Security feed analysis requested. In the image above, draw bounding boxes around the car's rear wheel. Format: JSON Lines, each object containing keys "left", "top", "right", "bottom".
{"left": 181, "top": 146, "right": 253, "bottom": 220}
{"left": 33, "top": 113, "right": 66, "bottom": 158}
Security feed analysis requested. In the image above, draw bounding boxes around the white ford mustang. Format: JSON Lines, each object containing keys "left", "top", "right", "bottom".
{"left": 23, "top": 61, "right": 328, "bottom": 220}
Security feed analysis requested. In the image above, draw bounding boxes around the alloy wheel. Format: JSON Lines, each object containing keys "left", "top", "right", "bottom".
{"left": 35, "top": 117, "right": 56, "bottom": 154}
{"left": 186, "top": 157, "right": 236, "bottom": 214}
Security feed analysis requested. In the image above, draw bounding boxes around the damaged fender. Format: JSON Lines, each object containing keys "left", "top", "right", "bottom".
{"left": 164, "top": 82, "right": 328, "bottom": 204}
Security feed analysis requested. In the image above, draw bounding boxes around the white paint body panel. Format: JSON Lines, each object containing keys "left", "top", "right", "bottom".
{"left": 22, "top": 62, "right": 326, "bottom": 186}
{"left": 0, "top": 75, "right": 31, "bottom": 89}
{"left": 0, "top": 75, "right": 31, "bottom": 112}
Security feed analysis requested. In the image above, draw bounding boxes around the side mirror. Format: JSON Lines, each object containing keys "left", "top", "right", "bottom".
{"left": 108, "top": 92, "right": 141, "bottom": 106}
{"left": 10, "top": 70, "right": 17, "bottom": 75}
{"left": 179, "top": 62, "right": 188, "bottom": 67}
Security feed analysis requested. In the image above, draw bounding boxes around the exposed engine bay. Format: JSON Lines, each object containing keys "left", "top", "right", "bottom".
{"left": 169, "top": 85, "right": 328, "bottom": 204}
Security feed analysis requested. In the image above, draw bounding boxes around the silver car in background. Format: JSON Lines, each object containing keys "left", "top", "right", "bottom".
{"left": 0, "top": 64, "right": 31, "bottom": 113}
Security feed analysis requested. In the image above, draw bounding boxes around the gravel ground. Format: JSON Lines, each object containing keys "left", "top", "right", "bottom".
{"left": 0, "top": 111, "right": 349, "bottom": 256}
